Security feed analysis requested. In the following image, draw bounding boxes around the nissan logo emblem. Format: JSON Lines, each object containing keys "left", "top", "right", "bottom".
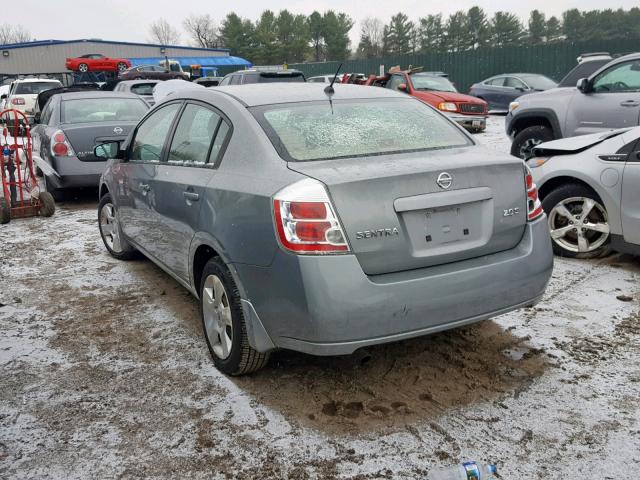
{"left": 436, "top": 172, "right": 453, "bottom": 190}
{"left": 113, "top": 127, "right": 123, "bottom": 135}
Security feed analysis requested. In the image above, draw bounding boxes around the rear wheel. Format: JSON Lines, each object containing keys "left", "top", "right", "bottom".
{"left": 511, "top": 125, "right": 555, "bottom": 159}
{"left": 117, "top": 62, "right": 127, "bottom": 72}
{"left": 78, "top": 63, "right": 89, "bottom": 73}
{"left": 98, "top": 193, "right": 136, "bottom": 260}
{"left": 38, "top": 191, "right": 55, "bottom": 217}
{"left": 0, "top": 197, "right": 10, "bottom": 224}
{"left": 542, "top": 183, "right": 611, "bottom": 258}
{"left": 200, "top": 257, "right": 269, "bottom": 376}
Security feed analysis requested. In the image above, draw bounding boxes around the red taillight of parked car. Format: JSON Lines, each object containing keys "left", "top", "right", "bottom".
{"left": 51, "top": 130, "right": 75, "bottom": 157}
{"left": 525, "top": 166, "right": 544, "bottom": 221}
{"left": 11, "top": 97, "right": 25, "bottom": 105}
{"left": 273, "top": 179, "right": 350, "bottom": 254}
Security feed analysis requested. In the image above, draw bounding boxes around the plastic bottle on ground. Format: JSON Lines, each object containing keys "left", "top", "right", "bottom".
{"left": 426, "top": 461, "right": 497, "bottom": 480}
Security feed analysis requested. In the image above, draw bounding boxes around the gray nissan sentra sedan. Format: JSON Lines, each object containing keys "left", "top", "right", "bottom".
{"left": 95, "top": 83, "right": 554, "bottom": 375}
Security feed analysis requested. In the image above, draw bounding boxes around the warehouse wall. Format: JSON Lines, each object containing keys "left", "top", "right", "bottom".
{"left": 0, "top": 40, "right": 228, "bottom": 74}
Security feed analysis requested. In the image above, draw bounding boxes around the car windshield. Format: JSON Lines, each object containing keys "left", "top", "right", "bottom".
{"left": 410, "top": 75, "right": 457, "bottom": 93}
{"left": 255, "top": 98, "right": 471, "bottom": 162}
{"left": 14, "top": 82, "right": 61, "bottom": 95}
{"left": 520, "top": 75, "right": 557, "bottom": 90}
{"left": 62, "top": 98, "right": 148, "bottom": 123}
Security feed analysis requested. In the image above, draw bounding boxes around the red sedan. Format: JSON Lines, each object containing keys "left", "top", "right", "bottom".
{"left": 65, "top": 54, "right": 131, "bottom": 73}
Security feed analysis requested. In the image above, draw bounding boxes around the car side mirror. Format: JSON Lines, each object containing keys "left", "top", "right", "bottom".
{"left": 94, "top": 141, "right": 122, "bottom": 160}
{"left": 398, "top": 83, "right": 408, "bottom": 92}
{"left": 577, "top": 78, "right": 590, "bottom": 93}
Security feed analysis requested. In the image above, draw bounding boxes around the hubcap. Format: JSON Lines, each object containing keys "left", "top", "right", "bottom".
{"left": 202, "top": 275, "right": 233, "bottom": 360}
{"left": 519, "top": 138, "right": 543, "bottom": 159}
{"left": 79, "top": 64, "right": 88, "bottom": 72}
{"left": 99, "top": 203, "right": 123, "bottom": 253}
{"left": 548, "top": 196, "right": 609, "bottom": 253}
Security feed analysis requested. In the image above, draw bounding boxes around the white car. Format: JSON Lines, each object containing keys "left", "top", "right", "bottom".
{"left": 528, "top": 127, "right": 640, "bottom": 258}
{"left": 1, "top": 78, "right": 62, "bottom": 124}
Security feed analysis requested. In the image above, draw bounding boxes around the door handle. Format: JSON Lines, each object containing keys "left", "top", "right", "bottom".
{"left": 183, "top": 191, "right": 200, "bottom": 202}
{"left": 620, "top": 100, "right": 640, "bottom": 107}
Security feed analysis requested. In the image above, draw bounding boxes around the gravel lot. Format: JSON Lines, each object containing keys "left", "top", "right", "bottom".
{"left": 1, "top": 116, "right": 639, "bottom": 479}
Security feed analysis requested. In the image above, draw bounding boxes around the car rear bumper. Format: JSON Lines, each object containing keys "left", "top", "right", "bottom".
{"left": 48, "top": 157, "right": 106, "bottom": 188}
{"left": 235, "top": 216, "right": 553, "bottom": 356}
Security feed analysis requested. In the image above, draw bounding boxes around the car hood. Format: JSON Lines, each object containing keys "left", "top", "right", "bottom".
{"left": 533, "top": 128, "right": 632, "bottom": 155}
{"left": 411, "top": 90, "right": 485, "bottom": 104}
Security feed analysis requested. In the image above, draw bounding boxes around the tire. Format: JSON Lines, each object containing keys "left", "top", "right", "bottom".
{"left": 78, "top": 63, "right": 89, "bottom": 73}
{"left": 511, "top": 125, "right": 555, "bottom": 159}
{"left": 117, "top": 62, "right": 127, "bottom": 72}
{"left": 200, "top": 257, "right": 269, "bottom": 376}
{"left": 38, "top": 191, "right": 55, "bottom": 217}
{"left": 542, "top": 183, "right": 611, "bottom": 259}
{"left": 98, "top": 193, "right": 136, "bottom": 260}
{"left": 0, "top": 197, "right": 10, "bottom": 224}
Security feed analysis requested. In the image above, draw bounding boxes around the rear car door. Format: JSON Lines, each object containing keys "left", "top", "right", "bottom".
{"left": 621, "top": 138, "right": 640, "bottom": 245}
{"left": 481, "top": 77, "right": 506, "bottom": 109}
{"left": 567, "top": 59, "right": 640, "bottom": 136}
{"left": 148, "top": 101, "right": 231, "bottom": 281}
{"left": 118, "top": 102, "right": 182, "bottom": 252}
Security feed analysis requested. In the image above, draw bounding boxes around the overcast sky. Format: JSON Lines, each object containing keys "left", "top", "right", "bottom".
{"left": 8, "top": 0, "right": 639, "bottom": 47}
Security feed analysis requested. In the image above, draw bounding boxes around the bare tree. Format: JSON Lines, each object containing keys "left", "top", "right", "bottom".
{"left": 183, "top": 14, "right": 219, "bottom": 48}
{"left": 0, "top": 24, "right": 32, "bottom": 44}
{"left": 148, "top": 18, "right": 181, "bottom": 45}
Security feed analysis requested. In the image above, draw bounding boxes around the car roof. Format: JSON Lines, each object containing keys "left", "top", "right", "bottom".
{"left": 56, "top": 91, "right": 144, "bottom": 100}
{"left": 118, "top": 80, "right": 159, "bottom": 85}
{"left": 175, "top": 83, "right": 404, "bottom": 107}
{"left": 13, "top": 78, "right": 62, "bottom": 83}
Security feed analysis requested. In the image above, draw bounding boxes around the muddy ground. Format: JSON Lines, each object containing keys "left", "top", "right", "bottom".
{"left": 1, "top": 117, "right": 639, "bottom": 478}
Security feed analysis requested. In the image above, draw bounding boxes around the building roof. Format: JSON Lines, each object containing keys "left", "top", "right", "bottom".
{"left": 0, "top": 38, "right": 229, "bottom": 53}
{"left": 128, "top": 56, "right": 252, "bottom": 68}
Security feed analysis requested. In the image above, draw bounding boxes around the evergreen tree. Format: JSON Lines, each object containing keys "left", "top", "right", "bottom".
{"left": 467, "top": 7, "right": 489, "bottom": 49}
{"left": 307, "top": 11, "right": 325, "bottom": 62}
{"left": 418, "top": 14, "right": 444, "bottom": 53}
{"left": 562, "top": 9, "right": 582, "bottom": 42}
{"left": 444, "top": 11, "right": 469, "bottom": 52}
{"left": 545, "top": 16, "right": 562, "bottom": 42}
{"left": 218, "top": 13, "right": 254, "bottom": 59}
{"left": 528, "top": 10, "right": 546, "bottom": 43}
{"left": 384, "top": 13, "right": 415, "bottom": 54}
{"left": 323, "top": 11, "right": 353, "bottom": 61}
{"left": 253, "top": 10, "right": 278, "bottom": 65}
{"left": 490, "top": 11, "right": 524, "bottom": 47}
{"left": 275, "top": 10, "right": 309, "bottom": 63}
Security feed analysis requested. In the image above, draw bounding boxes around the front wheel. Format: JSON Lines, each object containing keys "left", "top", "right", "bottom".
{"left": 200, "top": 257, "right": 269, "bottom": 375}
{"left": 38, "top": 191, "right": 55, "bottom": 217}
{"left": 98, "top": 193, "right": 136, "bottom": 260}
{"left": 78, "top": 63, "right": 89, "bottom": 73}
{"left": 117, "top": 62, "right": 127, "bottom": 72}
{"left": 542, "top": 183, "right": 611, "bottom": 258}
{"left": 511, "top": 125, "right": 554, "bottom": 159}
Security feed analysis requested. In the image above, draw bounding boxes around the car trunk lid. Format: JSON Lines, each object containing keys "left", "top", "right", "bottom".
{"left": 62, "top": 122, "right": 136, "bottom": 161}
{"left": 287, "top": 147, "right": 528, "bottom": 275}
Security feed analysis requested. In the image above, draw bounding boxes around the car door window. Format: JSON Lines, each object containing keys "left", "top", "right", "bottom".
{"left": 504, "top": 77, "right": 526, "bottom": 89}
{"left": 229, "top": 75, "right": 241, "bottom": 85}
{"left": 130, "top": 103, "right": 181, "bottom": 162}
{"left": 387, "top": 75, "right": 406, "bottom": 91}
{"left": 40, "top": 101, "right": 53, "bottom": 125}
{"left": 168, "top": 103, "right": 220, "bottom": 165}
{"left": 486, "top": 77, "right": 505, "bottom": 86}
{"left": 593, "top": 60, "right": 640, "bottom": 93}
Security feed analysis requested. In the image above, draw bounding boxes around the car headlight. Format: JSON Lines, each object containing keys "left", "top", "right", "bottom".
{"left": 526, "top": 157, "right": 550, "bottom": 168}
{"left": 437, "top": 102, "right": 458, "bottom": 112}
{"left": 509, "top": 101, "right": 519, "bottom": 112}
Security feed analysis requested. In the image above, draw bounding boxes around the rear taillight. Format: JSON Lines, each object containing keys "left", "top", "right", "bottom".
{"left": 11, "top": 97, "right": 25, "bottom": 105}
{"left": 273, "top": 178, "right": 350, "bottom": 254}
{"left": 525, "top": 166, "right": 543, "bottom": 221}
{"left": 51, "top": 130, "right": 75, "bottom": 157}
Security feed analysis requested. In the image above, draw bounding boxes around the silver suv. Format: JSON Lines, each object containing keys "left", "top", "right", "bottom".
{"left": 506, "top": 52, "right": 640, "bottom": 159}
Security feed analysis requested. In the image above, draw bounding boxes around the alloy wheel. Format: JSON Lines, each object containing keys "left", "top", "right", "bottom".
{"left": 548, "top": 196, "right": 610, "bottom": 253}
{"left": 99, "top": 203, "right": 123, "bottom": 253}
{"left": 202, "top": 274, "right": 233, "bottom": 360}
{"left": 518, "top": 138, "right": 543, "bottom": 159}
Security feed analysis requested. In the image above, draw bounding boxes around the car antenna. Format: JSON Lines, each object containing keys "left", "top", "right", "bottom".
{"left": 324, "top": 63, "right": 342, "bottom": 114}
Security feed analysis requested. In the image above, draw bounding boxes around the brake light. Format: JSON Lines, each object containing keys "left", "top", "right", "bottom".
{"left": 11, "top": 98, "right": 25, "bottom": 105}
{"left": 525, "top": 166, "right": 543, "bottom": 221}
{"left": 51, "top": 130, "right": 75, "bottom": 157}
{"left": 273, "top": 178, "right": 350, "bottom": 254}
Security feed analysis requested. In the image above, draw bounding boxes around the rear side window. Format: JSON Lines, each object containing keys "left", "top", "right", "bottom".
{"left": 485, "top": 77, "right": 505, "bottom": 86}
{"left": 130, "top": 103, "right": 181, "bottom": 162}
{"left": 558, "top": 60, "right": 610, "bottom": 88}
{"left": 257, "top": 73, "right": 305, "bottom": 83}
{"left": 255, "top": 98, "right": 472, "bottom": 162}
{"left": 14, "top": 82, "right": 61, "bottom": 95}
{"left": 168, "top": 104, "right": 221, "bottom": 165}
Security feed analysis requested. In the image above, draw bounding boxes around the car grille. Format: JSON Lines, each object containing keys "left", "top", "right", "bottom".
{"left": 459, "top": 103, "right": 485, "bottom": 114}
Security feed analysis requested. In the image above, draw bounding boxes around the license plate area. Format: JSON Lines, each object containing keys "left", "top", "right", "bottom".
{"left": 472, "top": 119, "right": 483, "bottom": 128}
{"left": 425, "top": 206, "right": 469, "bottom": 245}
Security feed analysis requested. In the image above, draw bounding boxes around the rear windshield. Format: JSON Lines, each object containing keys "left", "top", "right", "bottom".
{"left": 254, "top": 98, "right": 471, "bottom": 162}
{"left": 257, "top": 73, "right": 305, "bottom": 83}
{"left": 62, "top": 98, "right": 148, "bottom": 123}
{"left": 558, "top": 60, "right": 611, "bottom": 87}
{"left": 14, "top": 82, "right": 61, "bottom": 95}
{"left": 130, "top": 83, "right": 157, "bottom": 95}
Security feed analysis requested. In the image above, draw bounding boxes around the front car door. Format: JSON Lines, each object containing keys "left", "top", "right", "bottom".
{"left": 566, "top": 59, "right": 640, "bottom": 136}
{"left": 620, "top": 135, "right": 640, "bottom": 246}
{"left": 148, "top": 101, "right": 232, "bottom": 281}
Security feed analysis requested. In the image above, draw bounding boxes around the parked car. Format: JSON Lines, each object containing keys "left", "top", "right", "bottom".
{"left": 194, "top": 77, "right": 223, "bottom": 87}
{"left": 0, "top": 84, "right": 11, "bottom": 109}
{"left": 506, "top": 52, "right": 640, "bottom": 159}
{"left": 469, "top": 74, "right": 557, "bottom": 112}
{"left": 386, "top": 71, "right": 488, "bottom": 133}
{"left": 95, "top": 83, "right": 553, "bottom": 375}
{"left": 113, "top": 80, "right": 158, "bottom": 106}
{"left": 65, "top": 54, "right": 131, "bottom": 73}
{"left": 218, "top": 69, "right": 306, "bottom": 85}
{"left": 528, "top": 127, "right": 640, "bottom": 258}
{"left": 308, "top": 74, "right": 365, "bottom": 83}
{"left": 0, "top": 78, "right": 63, "bottom": 124}
{"left": 119, "top": 65, "right": 189, "bottom": 81}
{"left": 31, "top": 91, "right": 149, "bottom": 199}
{"left": 557, "top": 52, "right": 613, "bottom": 88}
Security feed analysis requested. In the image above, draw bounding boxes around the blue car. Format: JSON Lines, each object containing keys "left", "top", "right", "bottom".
{"left": 468, "top": 73, "right": 557, "bottom": 112}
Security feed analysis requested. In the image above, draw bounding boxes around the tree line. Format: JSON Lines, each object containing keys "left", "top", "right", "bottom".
{"left": 145, "top": 6, "right": 638, "bottom": 63}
